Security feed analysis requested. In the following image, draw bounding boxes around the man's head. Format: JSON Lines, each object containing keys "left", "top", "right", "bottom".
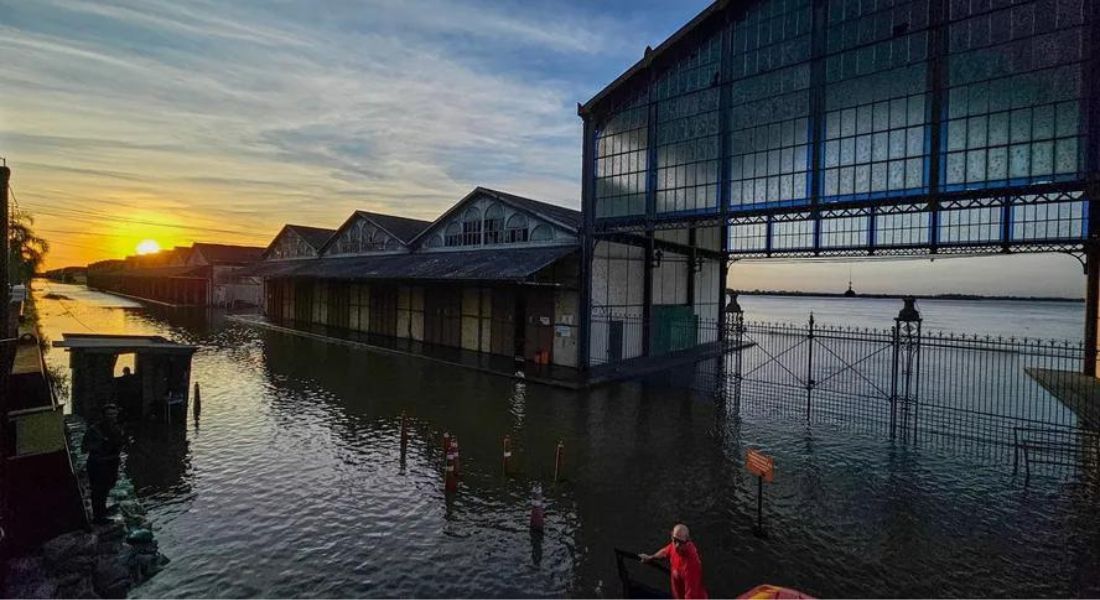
{"left": 670, "top": 524, "right": 690, "bottom": 549}
{"left": 122, "top": 367, "right": 131, "bottom": 376}
{"left": 102, "top": 403, "right": 120, "bottom": 423}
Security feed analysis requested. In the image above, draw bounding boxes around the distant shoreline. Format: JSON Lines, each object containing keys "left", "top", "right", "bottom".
{"left": 730, "top": 290, "right": 1084, "bottom": 303}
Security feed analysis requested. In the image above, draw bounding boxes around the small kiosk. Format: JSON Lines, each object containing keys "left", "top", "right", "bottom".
{"left": 53, "top": 333, "right": 198, "bottom": 423}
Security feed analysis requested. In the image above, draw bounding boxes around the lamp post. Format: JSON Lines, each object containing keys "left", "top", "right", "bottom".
{"left": 892, "top": 296, "right": 922, "bottom": 440}
{"left": 725, "top": 292, "right": 745, "bottom": 417}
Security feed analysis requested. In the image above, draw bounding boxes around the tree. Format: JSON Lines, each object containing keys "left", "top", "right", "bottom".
{"left": 8, "top": 211, "right": 49, "bottom": 284}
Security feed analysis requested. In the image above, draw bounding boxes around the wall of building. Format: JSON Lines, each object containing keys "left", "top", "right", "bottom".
{"left": 263, "top": 276, "right": 579, "bottom": 368}
{"left": 587, "top": 225, "right": 723, "bottom": 367}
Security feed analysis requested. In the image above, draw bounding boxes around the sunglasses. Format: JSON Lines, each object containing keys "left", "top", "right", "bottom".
{"left": 672, "top": 537, "right": 688, "bottom": 546}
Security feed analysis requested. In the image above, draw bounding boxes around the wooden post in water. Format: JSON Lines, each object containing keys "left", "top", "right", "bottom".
{"left": 553, "top": 440, "right": 564, "bottom": 483}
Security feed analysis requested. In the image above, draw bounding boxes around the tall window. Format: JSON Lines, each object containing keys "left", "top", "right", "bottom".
{"left": 484, "top": 204, "right": 504, "bottom": 244}
{"left": 366, "top": 226, "right": 388, "bottom": 250}
{"left": 462, "top": 207, "right": 482, "bottom": 245}
{"left": 444, "top": 223, "right": 462, "bottom": 246}
{"left": 505, "top": 214, "right": 529, "bottom": 243}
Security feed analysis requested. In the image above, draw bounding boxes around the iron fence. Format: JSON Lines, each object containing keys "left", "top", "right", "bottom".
{"left": 707, "top": 302, "right": 1099, "bottom": 472}
{"left": 589, "top": 300, "right": 1099, "bottom": 472}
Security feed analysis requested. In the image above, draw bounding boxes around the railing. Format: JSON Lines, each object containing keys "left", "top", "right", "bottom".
{"left": 592, "top": 299, "right": 1100, "bottom": 472}
{"left": 713, "top": 306, "right": 1098, "bottom": 470}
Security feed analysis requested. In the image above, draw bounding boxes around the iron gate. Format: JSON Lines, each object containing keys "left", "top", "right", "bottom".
{"left": 709, "top": 299, "right": 1100, "bottom": 469}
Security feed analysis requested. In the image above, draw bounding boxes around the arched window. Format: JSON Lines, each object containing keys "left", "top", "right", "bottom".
{"left": 505, "top": 214, "right": 529, "bottom": 243}
{"left": 530, "top": 225, "right": 553, "bottom": 242}
{"left": 426, "top": 234, "right": 444, "bottom": 248}
{"left": 444, "top": 223, "right": 462, "bottom": 247}
{"left": 462, "top": 207, "right": 482, "bottom": 245}
{"left": 368, "top": 227, "right": 389, "bottom": 251}
{"left": 484, "top": 204, "right": 504, "bottom": 244}
{"left": 353, "top": 220, "right": 367, "bottom": 252}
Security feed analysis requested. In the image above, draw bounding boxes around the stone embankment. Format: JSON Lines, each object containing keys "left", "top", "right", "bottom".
{"left": 2, "top": 418, "right": 169, "bottom": 598}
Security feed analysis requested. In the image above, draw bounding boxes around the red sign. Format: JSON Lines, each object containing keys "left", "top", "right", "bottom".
{"left": 746, "top": 448, "right": 774, "bottom": 483}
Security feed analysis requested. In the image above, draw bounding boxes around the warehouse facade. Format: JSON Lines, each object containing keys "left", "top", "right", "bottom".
{"left": 254, "top": 188, "right": 582, "bottom": 374}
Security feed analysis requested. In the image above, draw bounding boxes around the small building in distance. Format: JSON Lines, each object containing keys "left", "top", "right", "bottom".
{"left": 250, "top": 187, "right": 582, "bottom": 381}
{"left": 87, "top": 242, "right": 265, "bottom": 307}
{"left": 186, "top": 243, "right": 265, "bottom": 306}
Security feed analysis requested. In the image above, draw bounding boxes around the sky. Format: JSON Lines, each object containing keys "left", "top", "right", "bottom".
{"left": 0, "top": 0, "right": 1086, "bottom": 297}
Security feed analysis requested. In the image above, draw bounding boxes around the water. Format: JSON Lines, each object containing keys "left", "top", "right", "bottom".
{"left": 737, "top": 294, "right": 1085, "bottom": 341}
{"left": 33, "top": 281, "right": 1100, "bottom": 597}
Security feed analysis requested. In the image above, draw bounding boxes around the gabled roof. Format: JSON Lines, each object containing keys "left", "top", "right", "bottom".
{"left": 191, "top": 243, "right": 265, "bottom": 265}
{"left": 286, "top": 224, "right": 336, "bottom": 250}
{"left": 408, "top": 186, "right": 581, "bottom": 246}
{"left": 579, "top": 0, "right": 727, "bottom": 117}
{"left": 353, "top": 211, "right": 432, "bottom": 244}
{"left": 262, "top": 224, "right": 336, "bottom": 260}
{"left": 319, "top": 210, "right": 433, "bottom": 255}
{"left": 480, "top": 187, "right": 582, "bottom": 230}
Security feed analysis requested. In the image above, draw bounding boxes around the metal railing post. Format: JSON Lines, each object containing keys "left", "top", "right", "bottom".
{"left": 894, "top": 297, "right": 922, "bottom": 443}
{"left": 806, "top": 312, "right": 815, "bottom": 422}
{"left": 890, "top": 323, "right": 900, "bottom": 439}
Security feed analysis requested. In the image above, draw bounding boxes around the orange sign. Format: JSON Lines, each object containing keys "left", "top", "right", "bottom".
{"left": 746, "top": 448, "right": 774, "bottom": 482}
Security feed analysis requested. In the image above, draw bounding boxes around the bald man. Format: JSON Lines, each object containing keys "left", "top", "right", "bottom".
{"left": 640, "top": 523, "right": 708, "bottom": 599}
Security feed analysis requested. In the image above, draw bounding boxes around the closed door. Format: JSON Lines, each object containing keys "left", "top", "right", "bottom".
{"left": 490, "top": 288, "right": 515, "bottom": 356}
{"left": 425, "top": 287, "right": 462, "bottom": 347}
{"left": 523, "top": 291, "right": 555, "bottom": 362}
{"left": 369, "top": 286, "right": 398, "bottom": 337}
{"left": 294, "top": 281, "right": 313, "bottom": 322}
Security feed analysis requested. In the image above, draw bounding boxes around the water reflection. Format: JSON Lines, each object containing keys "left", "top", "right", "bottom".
{"left": 31, "top": 283, "right": 1100, "bottom": 597}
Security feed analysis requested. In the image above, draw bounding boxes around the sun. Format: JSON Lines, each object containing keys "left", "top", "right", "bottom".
{"left": 136, "top": 239, "right": 161, "bottom": 255}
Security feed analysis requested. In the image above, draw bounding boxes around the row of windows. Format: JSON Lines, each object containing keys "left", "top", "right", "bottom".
{"left": 432, "top": 207, "right": 559, "bottom": 248}
{"left": 727, "top": 200, "right": 1084, "bottom": 251}
{"left": 592, "top": 0, "right": 1088, "bottom": 218}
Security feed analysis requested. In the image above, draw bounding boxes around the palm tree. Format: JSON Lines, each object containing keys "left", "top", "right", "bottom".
{"left": 8, "top": 211, "right": 49, "bottom": 284}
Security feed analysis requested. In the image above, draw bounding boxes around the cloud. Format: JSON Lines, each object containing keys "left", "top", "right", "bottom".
{"left": 2, "top": 0, "right": 627, "bottom": 269}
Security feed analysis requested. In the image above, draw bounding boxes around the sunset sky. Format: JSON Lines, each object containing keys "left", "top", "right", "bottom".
{"left": 0, "top": 0, "right": 1087, "bottom": 297}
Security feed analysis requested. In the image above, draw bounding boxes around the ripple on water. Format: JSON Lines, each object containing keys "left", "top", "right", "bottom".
{"left": 31, "top": 284, "right": 1100, "bottom": 598}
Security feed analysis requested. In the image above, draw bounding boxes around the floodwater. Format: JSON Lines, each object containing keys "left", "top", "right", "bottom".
{"left": 33, "top": 281, "right": 1100, "bottom": 598}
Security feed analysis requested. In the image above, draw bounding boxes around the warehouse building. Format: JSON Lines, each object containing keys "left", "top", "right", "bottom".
{"left": 252, "top": 187, "right": 582, "bottom": 378}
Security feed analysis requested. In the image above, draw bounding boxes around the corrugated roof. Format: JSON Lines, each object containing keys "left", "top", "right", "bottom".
{"left": 286, "top": 224, "right": 336, "bottom": 250}
{"left": 113, "top": 265, "right": 208, "bottom": 278}
{"left": 192, "top": 243, "right": 265, "bottom": 264}
{"left": 242, "top": 246, "right": 576, "bottom": 282}
{"left": 354, "top": 211, "right": 433, "bottom": 243}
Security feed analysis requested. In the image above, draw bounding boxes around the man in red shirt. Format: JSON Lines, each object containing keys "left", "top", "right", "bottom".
{"left": 640, "top": 523, "right": 709, "bottom": 599}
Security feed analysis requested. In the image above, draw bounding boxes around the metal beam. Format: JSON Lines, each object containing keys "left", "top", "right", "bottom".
{"left": 578, "top": 114, "right": 596, "bottom": 370}
{"left": 590, "top": 230, "right": 724, "bottom": 261}
{"left": 926, "top": 0, "right": 948, "bottom": 254}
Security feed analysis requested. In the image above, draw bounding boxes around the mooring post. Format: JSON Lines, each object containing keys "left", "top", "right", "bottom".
{"left": 193, "top": 382, "right": 201, "bottom": 423}
{"left": 399, "top": 411, "right": 409, "bottom": 452}
{"left": 755, "top": 475, "right": 764, "bottom": 536}
{"left": 553, "top": 440, "right": 564, "bottom": 483}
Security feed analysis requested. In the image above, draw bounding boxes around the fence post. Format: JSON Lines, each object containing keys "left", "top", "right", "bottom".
{"left": 893, "top": 297, "right": 923, "bottom": 442}
{"left": 890, "top": 323, "right": 900, "bottom": 439}
{"left": 805, "top": 312, "right": 815, "bottom": 422}
{"left": 726, "top": 294, "right": 745, "bottom": 418}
